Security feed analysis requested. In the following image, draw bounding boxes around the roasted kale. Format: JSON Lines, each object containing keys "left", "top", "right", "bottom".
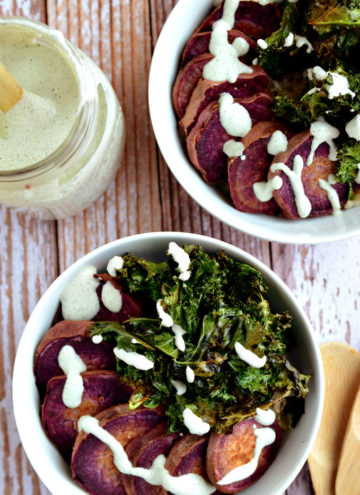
{"left": 90, "top": 245, "right": 310, "bottom": 434}
{"left": 256, "top": 0, "right": 360, "bottom": 186}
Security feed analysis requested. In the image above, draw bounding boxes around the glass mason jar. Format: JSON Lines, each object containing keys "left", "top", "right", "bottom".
{"left": 0, "top": 17, "right": 125, "bottom": 220}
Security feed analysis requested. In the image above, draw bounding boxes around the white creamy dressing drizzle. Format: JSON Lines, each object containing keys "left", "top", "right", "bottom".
{"left": 253, "top": 176, "right": 283, "bottom": 202}
{"left": 60, "top": 265, "right": 100, "bottom": 320}
{"left": 203, "top": 0, "right": 252, "bottom": 83}
{"left": 345, "top": 114, "right": 360, "bottom": 141}
{"left": 267, "top": 130, "right": 288, "bottom": 156}
{"left": 328, "top": 73, "right": 355, "bottom": 100}
{"left": 78, "top": 416, "right": 216, "bottom": 495}
{"left": 183, "top": 408, "right": 211, "bottom": 435}
{"left": 308, "top": 118, "right": 339, "bottom": 165}
{"left": 58, "top": 345, "right": 87, "bottom": 408}
{"left": 172, "top": 324, "right": 187, "bottom": 352}
{"left": 271, "top": 156, "right": 312, "bottom": 218}
{"left": 294, "top": 35, "right": 313, "bottom": 53}
{"left": 186, "top": 366, "right": 195, "bottom": 383}
{"left": 254, "top": 408, "right": 276, "bottom": 426}
{"left": 217, "top": 427, "right": 276, "bottom": 485}
{"left": 308, "top": 66, "right": 355, "bottom": 99}
{"left": 106, "top": 256, "right": 124, "bottom": 277}
{"left": 101, "top": 281, "right": 122, "bottom": 313}
{"left": 156, "top": 300, "right": 174, "bottom": 327}
{"left": 284, "top": 32, "right": 294, "bottom": 47}
{"left": 113, "top": 347, "right": 154, "bottom": 371}
{"left": 219, "top": 93, "right": 252, "bottom": 137}
{"left": 168, "top": 242, "right": 191, "bottom": 281}
{"left": 92, "top": 334, "right": 103, "bottom": 344}
{"left": 307, "top": 87, "right": 321, "bottom": 95}
{"left": 234, "top": 342, "right": 267, "bottom": 368}
{"left": 257, "top": 39, "right": 268, "bottom": 50}
{"left": 223, "top": 139, "right": 244, "bottom": 158}
{"left": 319, "top": 174, "right": 341, "bottom": 216}
{"left": 172, "top": 380, "right": 187, "bottom": 396}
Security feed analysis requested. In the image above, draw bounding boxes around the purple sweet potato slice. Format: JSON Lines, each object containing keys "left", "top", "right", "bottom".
{"left": 121, "top": 423, "right": 169, "bottom": 495}
{"left": 173, "top": 54, "right": 212, "bottom": 119}
{"left": 228, "top": 121, "right": 290, "bottom": 214}
{"left": 268, "top": 131, "right": 349, "bottom": 219}
{"left": 187, "top": 93, "right": 273, "bottom": 185}
{"left": 71, "top": 405, "right": 164, "bottom": 495}
{"left": 123, "top": 424, "right": 180, "bottom": 495}
{"left": 42, "top": 370, "right": 132, "bottom": 457}
{"left": 181, "top": 30, "right": 256, "bottom": 69}
{"left": 94, "top": 273, "right": 143, "bottom": 322}
{"left": 34, "top": 320, "right": 116, "bottom": 394}
{"left": 165, "top": 435, "right": 220, "bottom": 493}
{"left": 195, "top": 1, "right": 281, "bottom": 40}
{"left": 179, "top": 66, "right": 269, "bottom": 135}
{"left": 206, "top": 419, "right": 281, "bottom": 493}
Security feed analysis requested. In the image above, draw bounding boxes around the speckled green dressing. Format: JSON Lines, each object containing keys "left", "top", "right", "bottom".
{"left": 0, "top": 23, "right": 80, "bottom": 170}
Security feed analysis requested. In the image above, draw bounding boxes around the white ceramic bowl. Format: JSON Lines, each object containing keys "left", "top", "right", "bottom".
{"left": 13, "top": 232, "right": 324, "bottom": 495}
{"left": 149, "top": 0, "right": 360, "bottom": 244}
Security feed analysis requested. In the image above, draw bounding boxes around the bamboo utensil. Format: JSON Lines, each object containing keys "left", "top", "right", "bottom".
{"left": 308, "top": 343, "right": 360, "bottom": 495}
{"left": 335, "top": 385, "right": 360, "bottom": 495}
{"left": 0, "top": 61, "right": 23, "bottom": 112}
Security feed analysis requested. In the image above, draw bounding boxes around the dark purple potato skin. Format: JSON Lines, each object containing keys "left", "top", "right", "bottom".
{"left": 41, "top": 371, "right": 132, "bottom": 457}
{"left": 187, "top": 94, "right": 272, "bottom": 185}
{"left": 94, "top": 273, "right": 142, "bottom": 322}
{"left": 268, "top": 131, "right": 349, "bottom": 218}
{"left": 179, "top": 67, "right": 269, "bottom": 135}
{"left": 207, "top": 419, "right": 281, "bottom": 494}
{"left": 228, "top": 121, "right": 287, "bottom": 214}
{"left": 181, "top": 30, "right": 256, "bottom": 68}
{"left": 72, "top": 405, "right": 164, "bottom": 495}
{"left": 196, "top": 1, "right": 281, "bottom": 39}
{"left": 34, "top": 321, "right": 116, "bottom": 394}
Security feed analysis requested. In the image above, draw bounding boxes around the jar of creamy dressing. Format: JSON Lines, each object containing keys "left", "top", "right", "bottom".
{"left": 0, "top": 17, "right": 125, "bottom": 219}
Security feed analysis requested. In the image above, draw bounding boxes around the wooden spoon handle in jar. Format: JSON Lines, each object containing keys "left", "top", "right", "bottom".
{"left": 308, "top": 342, "right": 360, "bottom": 495}
{"left": 335, "top": 385, "right": 360, "bottom": 495}
{"left": 0, "top": 61, "right": 23, "bottom": 112}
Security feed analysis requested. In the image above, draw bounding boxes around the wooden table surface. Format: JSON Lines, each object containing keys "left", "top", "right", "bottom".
{"left": 0, "top": 1, "right": 359, "bottom": 494}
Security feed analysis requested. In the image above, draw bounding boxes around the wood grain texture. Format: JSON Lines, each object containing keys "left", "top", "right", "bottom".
{"left": 0, "top": 0, "right": 359, "bottom": 494}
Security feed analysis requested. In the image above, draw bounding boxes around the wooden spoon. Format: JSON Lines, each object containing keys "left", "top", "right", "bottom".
{"left": 0, "top": 61, "right": 23, "bottom": 112}
{"left": 335, "top": 384, "right": 360, "bottom": 495}
{"left": 308, "top": 342, "right": 360, "bottom": 495}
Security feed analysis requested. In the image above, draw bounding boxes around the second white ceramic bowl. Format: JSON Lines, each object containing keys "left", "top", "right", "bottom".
{"left": 149, "top": 0, "right": 360, "bottom": 244}
{"left": 13, "top": 232, "right": 324, "bottom": 495}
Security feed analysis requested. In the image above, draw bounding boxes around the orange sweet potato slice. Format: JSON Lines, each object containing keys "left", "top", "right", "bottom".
{"left": 206, "top": 419, "right": 281, "bottom": 493}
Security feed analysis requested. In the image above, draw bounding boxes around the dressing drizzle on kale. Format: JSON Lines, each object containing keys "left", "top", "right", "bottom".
{"left": 90, "top": 245, "right": 310, "bottom": 434}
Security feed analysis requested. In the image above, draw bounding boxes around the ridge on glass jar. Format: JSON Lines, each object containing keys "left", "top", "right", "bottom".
{"left": 0, "top": 17, "right": 125, "bottom": 220}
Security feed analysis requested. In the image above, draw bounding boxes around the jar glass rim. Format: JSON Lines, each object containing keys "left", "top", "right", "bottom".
{"left": 0, "top": 16, "right": 97, "bottom": 179}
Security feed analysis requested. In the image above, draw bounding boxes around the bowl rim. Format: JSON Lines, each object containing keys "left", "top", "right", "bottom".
{"left": 12, "top": 232, "right": 324, "bottom": 495}
{"left": 148, "top": 0, "right": 360, "bottom": 245}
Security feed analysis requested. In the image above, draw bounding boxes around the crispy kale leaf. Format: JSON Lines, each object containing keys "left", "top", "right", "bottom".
{"left": 337, "top": 138, "right": 360, "bottom": 183}
{"left": 91, "top": 245, "right": 310, "bottom": 434}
